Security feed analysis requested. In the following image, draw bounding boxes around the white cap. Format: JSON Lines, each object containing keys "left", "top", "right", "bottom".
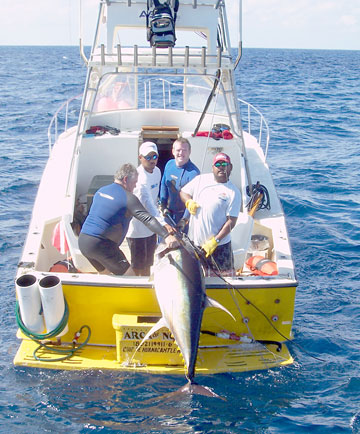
{"left": 139, "top": 141, "right": 158, "bottom": 156}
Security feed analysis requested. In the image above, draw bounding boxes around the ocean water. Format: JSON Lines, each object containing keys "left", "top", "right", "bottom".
{"left": 1, "top": 46, "right": 360, "bottom": 433}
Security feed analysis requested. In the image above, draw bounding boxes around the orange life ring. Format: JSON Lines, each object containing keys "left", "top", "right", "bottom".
{"left": 245, "top": 255, "right": 278, "bottom": 276}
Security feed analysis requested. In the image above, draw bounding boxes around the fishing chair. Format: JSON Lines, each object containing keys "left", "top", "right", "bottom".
{"left": 62, "top": 214, "right": 98, "bottom": 273}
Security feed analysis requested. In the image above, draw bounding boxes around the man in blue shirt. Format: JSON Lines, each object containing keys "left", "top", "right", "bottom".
{"left": 159, "top": 138, "right": 200, "bottom": 227}
{"left": 79, "top": 163, "right": 178, "bottom": 275}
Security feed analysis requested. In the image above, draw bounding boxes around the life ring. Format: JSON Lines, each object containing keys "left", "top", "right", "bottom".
{"left": 245, "top": 255, "right": 278, "bottom": 276}
{"left": 49, "top": 259, "right": 78, "bottom": 273}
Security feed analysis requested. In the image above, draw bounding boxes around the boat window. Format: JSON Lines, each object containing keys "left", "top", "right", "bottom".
{"left": 184, "top": 75, "right": 227, "bottom": 115}
{"left": 137, "top": 77, "right": 183, "bottom": 110}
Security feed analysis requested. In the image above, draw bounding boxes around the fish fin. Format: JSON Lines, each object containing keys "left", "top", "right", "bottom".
{"left": 130, "top": 318, "right": 167, "bottom": 362}
{"left": 179, "top": 382, "right": 226, "bottom": 400}
{"left": 156, "top": 242, "right": 171, "bottom": 258}
{"left": 205, "top": 296, "right": 236, "bottom": 321}
{"left": 140, "top": 382, "right": 226, "bottom": 403}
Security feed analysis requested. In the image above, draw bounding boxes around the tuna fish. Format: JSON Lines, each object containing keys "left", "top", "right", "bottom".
{"left": 135, "top": 241, "right": 234, "bottom": 397}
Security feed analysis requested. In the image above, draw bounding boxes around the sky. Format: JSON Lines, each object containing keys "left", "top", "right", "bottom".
{"left": 0, "top": 0, "right": 359, "bottom": 50}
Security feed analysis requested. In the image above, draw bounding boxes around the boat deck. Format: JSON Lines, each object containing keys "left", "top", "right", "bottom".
{"left": 14, "top": 338, "right": 293, "bottom": 373}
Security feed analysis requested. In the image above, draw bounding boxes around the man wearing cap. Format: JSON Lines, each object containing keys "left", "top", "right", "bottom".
{"left": 179, "top": 152, "right": 241, "bottom": 274}
{"left": 159, "top": 138, "right": 200, "bottom": 227}
{"left": 79, "top": 163, "right": 179, "bottom": 276}
{"left": 126, "top": 142, "right": 172, "bottom": 275}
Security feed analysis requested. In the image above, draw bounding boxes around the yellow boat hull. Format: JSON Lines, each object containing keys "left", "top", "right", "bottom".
{"left": 14, "top": 280, "right": 296, "bottom": 374}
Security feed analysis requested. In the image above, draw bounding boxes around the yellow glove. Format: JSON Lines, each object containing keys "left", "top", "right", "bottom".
{"left": 201, "top": 237, "right": 218, "bottom": 258}
{"left": 185, "top": 199, "right": 200, "bottom": 215}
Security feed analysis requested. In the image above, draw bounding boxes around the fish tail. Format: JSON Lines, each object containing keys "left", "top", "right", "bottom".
{"left": 179, "top": 380, "right": 226, "bottom": 400}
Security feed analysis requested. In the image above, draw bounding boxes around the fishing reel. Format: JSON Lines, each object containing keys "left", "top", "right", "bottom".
{"left": 146, "top": 0, "right": 179, "bottom": 48}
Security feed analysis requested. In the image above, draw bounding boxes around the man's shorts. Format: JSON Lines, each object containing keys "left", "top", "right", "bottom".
{"left": 78, "top": 233, "right": 130, "bottom": 275}
{"left": 206, "top": 241, "right": 234, "bottom": 275}
{"left": 127, "top": 234, "right": 157, "bottom": 270}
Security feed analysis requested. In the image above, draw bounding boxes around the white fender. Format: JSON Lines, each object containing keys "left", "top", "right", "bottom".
{"left": 38, "top": 276, "right": 68, "bottom": 337}
{"left": 15, "top": 274, "right": 44, "bottom": 334}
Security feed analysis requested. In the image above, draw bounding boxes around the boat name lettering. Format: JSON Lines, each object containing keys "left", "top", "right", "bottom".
{"left": 123, "top": 330, "right": 175, "bottom": 341}
{"left": 123, "top": 345, "right": 179, "bottom": 354}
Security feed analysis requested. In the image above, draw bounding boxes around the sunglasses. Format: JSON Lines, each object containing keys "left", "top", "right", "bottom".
{"left": 214, "top": 161, "right": 229, "bottom": 168}
{"left": 144, "top": 154, "right": 158, "bottom": 161}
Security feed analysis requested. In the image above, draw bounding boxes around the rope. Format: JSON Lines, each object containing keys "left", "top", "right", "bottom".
{"left": 246, "top": 181, "right": 271, "bottom": 211}
{"left": 15, "top": 299, "right": 91, "bottom": 362}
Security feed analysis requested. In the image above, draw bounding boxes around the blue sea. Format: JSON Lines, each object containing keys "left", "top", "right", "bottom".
{"left": 1, "top": 46, "right": 359, "bottom": 433}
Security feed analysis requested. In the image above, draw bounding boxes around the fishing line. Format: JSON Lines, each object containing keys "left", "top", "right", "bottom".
{"left": 164, "top": 212, "right": 325, "bottom": 363}
{"left": 207, "top": 257, "right": 256, "bottom": 341}
{"left": 173, "top": 227, "right": 257, "bottom": 340}
{"left": 207, "top": 259, "right": 326, "bottom": 363}
{"left": 201, "top": 256, "right": 286, "bottom": 364}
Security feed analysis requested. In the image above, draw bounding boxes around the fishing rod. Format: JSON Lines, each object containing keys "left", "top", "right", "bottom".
{"left": 192, "top": 69, "right": 221, "bottom": 137}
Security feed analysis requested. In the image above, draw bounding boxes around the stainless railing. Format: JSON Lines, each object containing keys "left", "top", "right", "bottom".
{"left": 47, "top": 84, "right": 270, "bottom": 161}
{"left": 47, "top": 94, "right": 82, "bottom": 154}
{"left": 238, "top": 98, "right": 270, "bottom": 159}
{"left": 142, "top": 78, "right": 183, "bottom": 110}
{"left": 90, "top": 44, "right": 229, "bottom": 70}
{"left": 141, "top": 79, "right": 270, "bottom": 160}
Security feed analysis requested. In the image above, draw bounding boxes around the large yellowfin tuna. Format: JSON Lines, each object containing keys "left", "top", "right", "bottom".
{"left": 136, "top": 242, "right": 234, "bottom": 397}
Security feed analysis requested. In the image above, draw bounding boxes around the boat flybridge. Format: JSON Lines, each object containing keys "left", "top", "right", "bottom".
{"left": 14, "top": 0, "right": 298, "bottom": 374}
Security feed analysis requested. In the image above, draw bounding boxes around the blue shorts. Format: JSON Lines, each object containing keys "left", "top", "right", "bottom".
{"left": 212, "top": 241, "right": 233, "bottom": 270}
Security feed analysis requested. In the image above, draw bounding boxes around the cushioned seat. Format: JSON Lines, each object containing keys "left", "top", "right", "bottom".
{"left": 62, "top": 214, "right": 97, "bottom": 273}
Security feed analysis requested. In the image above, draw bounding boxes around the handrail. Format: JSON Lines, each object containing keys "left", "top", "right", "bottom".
{"left": 139, "top": 80, "right": 270, "bottom": 159}
{"left": 47, "top": 84, "right": 269, "bottom": 162}
{"left": 238, "top": 98, "right": 270, "bottom": 160}
{"left": 91, "top": 44, "right": 231, "bottom": 70}
{"left": 143, "top": 78, "right": 183, "bottom": 110}
{"left": 47, "top": 94, "right": 82, "bottom": 154}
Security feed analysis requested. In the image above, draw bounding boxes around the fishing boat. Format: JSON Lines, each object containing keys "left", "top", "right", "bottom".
{"left": 14, "top": 0, "right": 298, "bottom": 375}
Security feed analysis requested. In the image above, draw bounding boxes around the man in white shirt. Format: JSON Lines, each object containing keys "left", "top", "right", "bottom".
{"left": 126, "top": 142, "right": 170, "bottom": 275}
{"left": 180, "top": 152, "right": 241, "bottom": 274}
